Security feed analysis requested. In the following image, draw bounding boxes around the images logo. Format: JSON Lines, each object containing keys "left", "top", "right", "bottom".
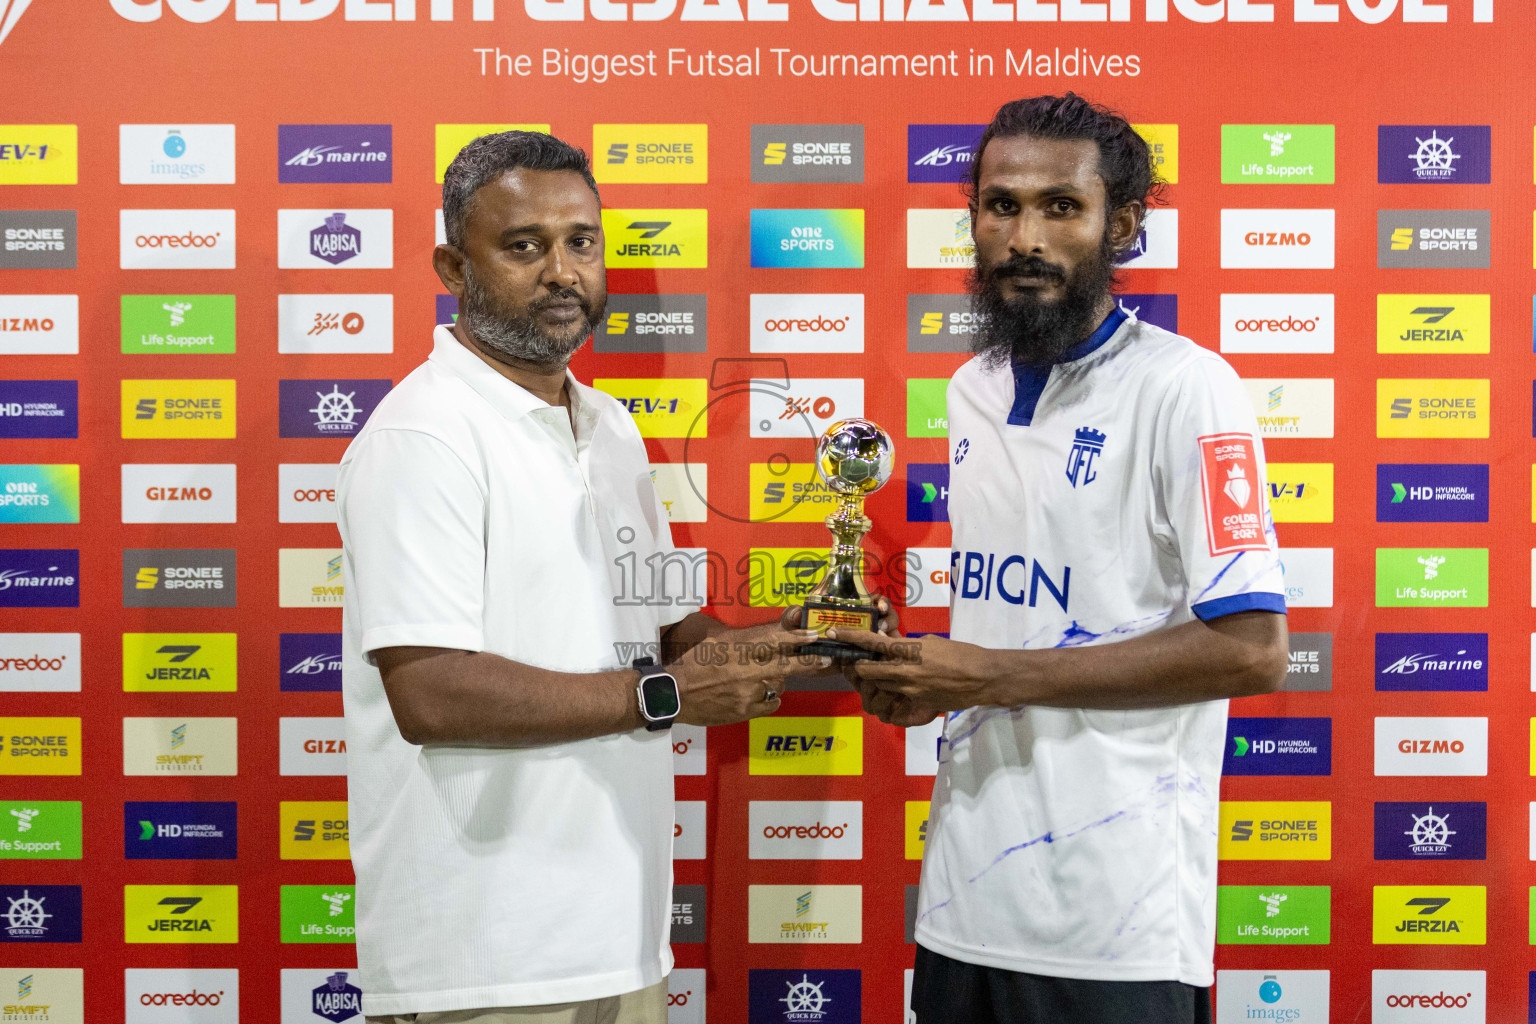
{"left": 592, "top": 378, "right": 706, "bottom": 438}
{"left": 906, "top": 208, "right": 976, "bottom": 268}
{"left": 0, "top": 294, "right": 78, "bottom": 355}
{"left": 593, "top": 123, "right": 707, "bottom": 183}
{"left": 0, "top": 800, "right": 81, "bottom": 859}
{"left": 597, "top": 294, "right": 708, "bottom": 354}
{"left": 602, "top": 209, "right": 707, "bottom": 268}
{"left": 1216, "top": 885, "right": 1330, "bottom": 944}
{"left": 1377, "top": 464, "right": 1488, "bottom": 523}
{"left": 906, "top": 464, "right": 949, "bottom": 524}
{"left": 748, "top": 969, "right": 860, "bottom": 1024}
{"left": 118, "top": 124, "right": 236, "bottom": 185}
{"left": 747, "top": 885, "right": 862, "bottom": 943}
{"left": 1376, "top": 633, "right": 1488, "bottom": 691}
{"left": 1376, "top": 379, "right": 1488, "bottom": 439}
{"left": 122, "top": 549, "right": 236, "bottom": 608}
{"left": 279, "top": 634, "right": 342, "bottom": 692}
{"left": 1375, "top": 802, "right": 1486, "bottom": 860}
{"left": 1221, "top": 124, "right": 1335, "bottom": 184}
{"left": 120, "top": 379, "right": 236, "bottom": 440}
{"left": 0, "top": 884, "right": 81, "bottom": 942}
{"left": 749, "top": 717, "right": 863, "bottom": 776}
{"left": 1378, "top": 210, "right": 1490, "bottom": 269}
{"left": 1372, "top": 886, "right": 1485, "bottom": 944}
{"left": 1376, "top": 548, "right": 1488, "bottom": 607}
{"left": 280, "top": 801, "right": 349, "bottom": 860}
{"left": 748, "top": 801, "right": 863, "bottom": 860}
{"left": 277, "top": 208, "right": 392, "bottom": 268}
{"left": 1220, "top": 294, "right": 1334, "bottom": 354}
{"left": 750, "top": 209, "right": 864, "bottom": 269}
{"left": 1214, "top": 971, "right": 1330, "bottom": 1023}
{"left": 278, "top": 378, "right": 390, "bottom": 438}
{"left": 1218, "top": 801, "right": 1331, "bottom": 860}
{"left": 126, "top": 801, "right": 237, "bottom": 860}
{"left": 0, "top": 210, "right": 76, "bottom": 269}
{"left": 0, "top": 465, "right": 78, "bottom": 524}
{"left": 0, "top": 380, "right": 77, "bottom": 440}
{"left": 1377, "top": 294, "right": 1489, "bottom": 354}
{"left": 278, "top": 124, "right": 392, "bottom": 183}
{"left": 434, "top": 123, "right": 548, "bottom": 182}
{"left": 1266, "top": 463, "right": 1332, "bottom": 523}
{"left": 1379, "top": 125, "right": 1491, "bottom": 184}
{"left": 1224, "top": 718, "right": 1332, "bottom": 776}
{"left": 123, "top": 717, "right": 238, "bottom": 776}
{"left": 751, "top": 293, "right": 863, "bottom": 353}
{"left": 119, "top": 209, "right": 235, "bottom": 269}
{"left": 751, "top": 124, "right": 863, "bottom": 183}
{"left": 121, "top": 293, "right": 237, "bottom": 354}
{"left": 124, "top": 885, "right": 238, "bottom": 944}
{"left": 122, "top": 633, "right": 236, "bottom": 693}
{"left": 1375, "top": 717, "right": 1487, "bottom": 776}
{"left": 281, "top": 885, "right": 356, "bottom": 943}
{"left": 0, "top": 125, "right": 76, "bottom": 185}
{"left": 1221, "top": 209, "right": 1335, "bottom": 269}
{"left": 907, "top": 124, "right": 983, "bottom": 183}
{"left": 0, "top": 550, "right": 78, "bottom": 609}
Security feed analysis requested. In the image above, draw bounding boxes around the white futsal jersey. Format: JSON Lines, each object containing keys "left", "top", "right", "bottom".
{"left": 915, "top": 307, "right": 1285, "bottom": 988}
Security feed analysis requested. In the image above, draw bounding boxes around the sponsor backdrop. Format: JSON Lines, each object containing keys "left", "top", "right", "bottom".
{"left": 0, "top": 3, "right": 1533, "bottom": 1022}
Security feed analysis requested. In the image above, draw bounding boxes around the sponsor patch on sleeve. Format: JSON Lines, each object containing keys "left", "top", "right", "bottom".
{"left": 1198, "top": 432, "right": 1268, "bottom": 556}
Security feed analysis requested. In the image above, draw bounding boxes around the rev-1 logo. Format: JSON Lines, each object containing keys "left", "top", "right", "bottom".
{"left": 763, "top": 736, "right": 833, "bottom": 753}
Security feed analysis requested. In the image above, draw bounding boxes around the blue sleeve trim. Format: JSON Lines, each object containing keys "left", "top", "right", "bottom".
{"left": 1192, "top": 592, "right": 1287, "bottom": 621}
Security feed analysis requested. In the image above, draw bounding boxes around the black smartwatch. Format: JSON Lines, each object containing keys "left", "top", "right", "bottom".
{"left": 633, "top": 656, "right": 680, "bottom": 732}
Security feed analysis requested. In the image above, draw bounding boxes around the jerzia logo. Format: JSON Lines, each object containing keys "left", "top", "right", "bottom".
{"left": 1065, "top": 428, "right": 1105, "bottom": 488}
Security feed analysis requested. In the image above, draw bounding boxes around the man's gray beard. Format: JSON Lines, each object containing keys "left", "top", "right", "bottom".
{"left": 458, "top": 262, "right": 598, "bottom": 369}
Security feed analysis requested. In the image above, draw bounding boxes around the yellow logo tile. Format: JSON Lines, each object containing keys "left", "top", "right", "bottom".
{"left": 1218, "top": 801, "right": 1330, "bottom": 860}
{"left": 0, "top": 125, "right": 78, "bottom": 184}
{"left": 749, "top": 717, "right": 863, "bottom": 776}
{"left": 125, "top": 884, "right": 238, "bottom": 943}
{"left": 1266, "top": 463, "right": 1333, "bottom": 523}
{"left": 1372, "top": 885, "right": 1485, "bottom": 944}
{"left": 905, "top": 801, "right": 929, "bottom": 861}
{"left": 593, "top": 124, "right": 707, "bottom": 184}
{"left": 122, "top": 633, "right": 236, "bottom": 692}
{"left": 434, "top": 123, "right": 550, "bottom": 182}
{"left": 0, "top": 717, "right": 80, "bottom": 776}
{"left": 601, "top": 209, "right": 707, "bottom": 268}
{"left": 120, "top": 380, "right": 236, "bottom": 439}
{"left": 592, "top": 378, "right": 706, "bottom": 438}
{"left": 280, "top": 800, "right": 350, "bottom": 860}
{"left": 1377, "top": 295, "right": 1490, "bottom": 354}
{"left": 1132, "top": 124, "right": 1178, "bottom": 184}
{"left": 1376, "top": 379, "right": 1489, "bottom": 439}
{"left": 748, "top": 463, "right": 843, "bottom": 523}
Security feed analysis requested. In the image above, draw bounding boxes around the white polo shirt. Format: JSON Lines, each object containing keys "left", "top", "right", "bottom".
{"left": 337, "top": 326, "right": 692, "bottom": 1015}
{"left": 915, "top": 308, "right": 1285, "bottom": 988}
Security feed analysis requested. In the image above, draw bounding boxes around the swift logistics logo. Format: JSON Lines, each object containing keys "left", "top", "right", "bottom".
{"left": 1218, "top": 801, "right": 1331, "bottom": 860}
{"left": 277, "top": 379, "right": 390, "bottom": 438}
{"left": 0, "top": 294, "right": 78, "bottom": 355}
{"left": 1378, "top": 210, "right": 1490, "bottom": 269}
{"left": 278, "top": 209, "right": 393, "bottom": 268}
{"left": 1216, "top": 885, "right": 1330, "bottom": 944}
{"left": 1377, "top": 464, "right": 1488, "bottom": 522}
{"left": 749, "top": 717, "right": 863, "bottom": 776}
{"left": 1266, "top": 463, "right": 1333, "bottom": 523}
{"left": 747, "top": 885, "right": 862, "bottom": 943}
{"left": 278, "top": 548, "right": 344, "bottom": 608}
{"left": 1377, "top": 379, "right": 1488, "bottom": 439}
{"left": 122, "top": 717, "right": 238, "bottom": 776}
{"left": 0, "top": 465, "right": 78, "bottom": 524}
{"left": 0, "top": 800, "right": 81, "bottom": 859}
{"left": 120, "top": 379, "right": 236, "bottom": 439}
{"left": 0, "top": 550, "right": 78, "bottom": 608}
{"left": 1372, "top": 886, "right": 1485, "bottom": 944}
{"left": 121, "top": 463, "right": 238, "bottom": 524}
{"left": 752, "top": 124, "right": 864, "bottom": 183}
{"left": 0, "top": 125, "right": 76, "bottom": 185}
{"left": 119, "top": 209, "right": 235, "bottom": 269}
{"left": 120, "top": 293, "right": 236, "bottom": 353}
{"left": 1379, "top": 125, "right": 1491, "bottom": 183}
{"left": 750, "top": 209, "right": 864, "bottom": 268}
{"left": 118, "top": 124, "right": 236, "bottom": 184}
{"left": 122, "top": 633, "right": 236, "bottom": 693}
{"left": 593, "top": 124, "right": 707, "bottom": 183}
{"left": 279, "top": 801, "right": 349, "bottom": 860}
{"left": 126, "top": 801, "right": 237, "bottom": 860}
{"left": 1375, "top": 548, "right": 1488, "bottom": 607}
{"left": 596, "top": 295, "right": 707, "bottom": 353}
{"left": 122, "top": 549, "right": 237, "bottom": 608}
{"left": 1375, "top": 633, "right": 1488, "bottom": 691}
{"left": 278, "top": 293, "right": 393, "bottom": 354}
{"left": 1224, "top": 718, "right": 1332, "bottom": 776}
{"left": 906, "top": 208, "right": 976, "bottom": 268}
{"left": 0, "top": 210, "right": 76, "bottom": 269}
{"left": 279, "top": 634, "right": 342, "bottom": 692}
{"left": 1374, "top": 717, "right": 1487, "bottom": 776}
{"left": 0, "top": 381, "right": 77, "bottom": 439}
{"left": 906, "top": 464, "right": 949, "bottom": 523}
{"left": 1377, "top": 294, "right": 1490, "bottom": 354}
{"left": 601, "top": 209, "right": 707, "bottom": 268}
{"left": 280, "top": 885, "right": 356, "bottom": 943}
{"left": 1375, "top": 802, "right": 1486, "bottom": 860}
{"left": 124, "top": 885, "right": 238, "bottom": 944}
{"left": 592, "top": 378, "right": 706, "bottom": 437}
{"left": 8, "top": 968, "right": 85, "bottom": 1023}
{"left": 1220, "top": 294, "right": 1334, "bottom": 354}
{"left": 1220, "top": 209, "right": 1335, "bottom": 269}
{"left": 0, "top": 884, "right": 81, "bottom": 942}
{"left": 1220, "top": 124, "right": 1335, "bottom": 184}
{"left": 278, "top": 124, "right": 392, "bottom": 183}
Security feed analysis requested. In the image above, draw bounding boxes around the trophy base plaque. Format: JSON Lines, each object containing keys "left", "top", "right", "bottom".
{"left": 796, "top": 598, "right": 883, "bottom": 661}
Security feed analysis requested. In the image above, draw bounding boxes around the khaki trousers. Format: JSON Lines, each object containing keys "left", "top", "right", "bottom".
{"left": 365, "top": 981, "right": 668, "bottom": 1024}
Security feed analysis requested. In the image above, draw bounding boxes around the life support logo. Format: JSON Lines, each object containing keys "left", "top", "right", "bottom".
{"left": 1218, "top": 802, "right": 1331, "bottom": 861}
{"left": 749, "top": 717, "right": 863, "bottom": 776}
{"left": 748, "top": 801, "right": 862, "bottom": 859}
{"left": 122, "top": 717, "right": 238, "bottom": 776}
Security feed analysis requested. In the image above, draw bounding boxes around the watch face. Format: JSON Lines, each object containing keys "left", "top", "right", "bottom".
{"left": 642, "top": 674, "right": 680, "bottom": 719}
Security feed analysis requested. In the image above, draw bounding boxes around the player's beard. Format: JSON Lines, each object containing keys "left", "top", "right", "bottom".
{"left": 458, "top": 261, "right": 604, "bottom": 370}
{"left": 968, "top": 232, "right": 1120, "bottom": 370}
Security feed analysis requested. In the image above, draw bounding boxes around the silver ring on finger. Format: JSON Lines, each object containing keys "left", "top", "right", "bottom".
{"left": 763, "top": 685, "right": 779, "bottom": 703}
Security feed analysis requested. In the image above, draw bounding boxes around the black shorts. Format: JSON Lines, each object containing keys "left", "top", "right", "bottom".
{"left": 911, "top": 945, "right": 1213, "bottom": 1024}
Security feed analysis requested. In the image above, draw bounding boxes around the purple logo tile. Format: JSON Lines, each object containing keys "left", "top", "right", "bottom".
{"left": 279, "top": 379, "right": 390, "bottom": 438}
{"left": 1378, "top": 125, "right": 1490, "bottom": 184}
{"left": 0, "top": 549, "right": 78, "bottom": 607}
{"left": 279, "top": 125, "right": 392, "bottom": 184}
{"left": 280, "top": 633, "right": 342, "bottom": 692}
{"left": 0, "top": 380, "right": 76, "bottom": 438}
{"left": 1375, "top": 633, "right": 1487, "bottom": 691}
{"left": 908, "top": 124, "right": 984, "bottom": 184}
{"left": 1376, "top": 464, "right": 1487, "bottom": 523}
{"left": 1223, "top": 717, "right": 1332, "bottom": 776}
{"left": 906, "top": 463, "right": 949, "bottom": 522}
{"left": 1117, "top": 294, "right": 1178, "bottom": 334}
{"left": 1374, "top": 801, "right": 1485, "bottom": 860}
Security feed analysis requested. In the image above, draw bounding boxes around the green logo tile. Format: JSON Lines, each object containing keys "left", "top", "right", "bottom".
{"left": 0, "top": 800, "right": 82, "bottom": 859}
{"left": 280, "top": 884, "right": 356, "bottom": 943}
{"left": 1221, "top": 125, "right": 1335, "bottom": 184}
{"left": 907, "top": 379, "right": 948, "bottom": 438}
{"left": 121, "top": 294, "right": 236, "bottom": 354}
{"left": 1375, "top": 548, "right": 1488, "bottom": 607}
{"left": 1217, "top": 884, "right": 1330, "bottom": 944}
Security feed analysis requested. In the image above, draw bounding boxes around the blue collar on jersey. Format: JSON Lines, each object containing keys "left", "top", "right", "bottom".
{"left": 1007, "top": 305, "right": 1128, "bottom": 427}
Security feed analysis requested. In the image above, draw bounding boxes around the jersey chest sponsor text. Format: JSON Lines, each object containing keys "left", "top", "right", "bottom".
{"left": 949, "top": 550, "right": 1071, "bottom": 611}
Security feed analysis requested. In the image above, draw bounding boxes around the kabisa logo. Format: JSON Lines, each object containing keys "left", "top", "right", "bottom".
{"left": 1374, "top": 802, "right": 1486, "bottom": 861}
{"left": 0, "top": 885, "right": 81, "bottom": 942}
{"left": 1065, "top": 427, "right": 1106, "bottom": 488}
{"left": 278, "top": 379, "right": 390, "bottom": 438}
{"left": 309, "top": 212, "right": 360, "bottom": 265}
{"left": 1378, "top": 210, "right": 1490, "bottom": 269}
{"left": 0, "top": 550, "right": 78, "bottom": 609}
{"left": 1372, "top": 886, "right": 1486, "bottom": 944}
{"left": 0, "top": 210, "right": 77, "bottom": 270}
{"left": 279, "top": 208, "right": 392, "bottom": 268}
{"left": 907, "top": 124, "right": 983, "bottom": 183}
{"left": 279, "top": 124, "right": 392, "bottom": 184}
{"left": 596, "top": 295, "right": 708, "bottom": 354}
{"left": 602, "top": 209, "right": 707, "bottom": 268}
{"left": 127, "top": 801, "right": 238, "bottom": 860}
{"left": 950, "top": 550, "right": 1071, "bottom": 612}
{"left": 280, "top": 634, "right": 342, "bottom": 692}
{"left": 593, "top": 124, "right": 707, "bottom": 184}
{"left": 750, "top": 209, "right": 865, "bottom": 269}
{"left": 1377, "top": 294, "right": 1490, "bottom": 354}
{"left": 751, "top": 124, "right": 864, "bottom": 184}
{"left": 1378, "top": 125, "right": 1491, "bottom": 184}
{"left": 1375, "top": 633, "right": 1487, "bottom": 692}
{"left": 311, "top": 971, "right": 362, "bottom": 1022}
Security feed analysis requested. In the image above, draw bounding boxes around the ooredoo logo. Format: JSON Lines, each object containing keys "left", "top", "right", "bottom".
{"left": 125, "top": 966, "right": 239, "bottom": 1022}
{"left": 748, "top": 801, "right": 863, "bottom": 859}
{"left": 119, "top": 210, "right": 236, "bottom": 269}
{"left": 278, "top": 464, "right": 338, "bottom": 524}
{"left": 749, "top": 294, "right": 864, "bottom": 353}
{"left": 1221, "top": 294, "right": 1334, "bottom": 354}
{"left": 139, "top": 988, "right": 224, "bottom": 1006}
{"left": 0, "top": 634, "right": 80, "bottom": 693}
{"left": 1384, "top": 991, "right": 1471, "bottom": 1008}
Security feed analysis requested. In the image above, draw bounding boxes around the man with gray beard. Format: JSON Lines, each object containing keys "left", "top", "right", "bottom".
{"left": 337, "top": 131, "right": 812, "bottom": 1024}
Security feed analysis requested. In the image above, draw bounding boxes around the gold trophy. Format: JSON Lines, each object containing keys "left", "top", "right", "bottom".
{"left": 796, "top": 418, "right": 894, "bottom": 661}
